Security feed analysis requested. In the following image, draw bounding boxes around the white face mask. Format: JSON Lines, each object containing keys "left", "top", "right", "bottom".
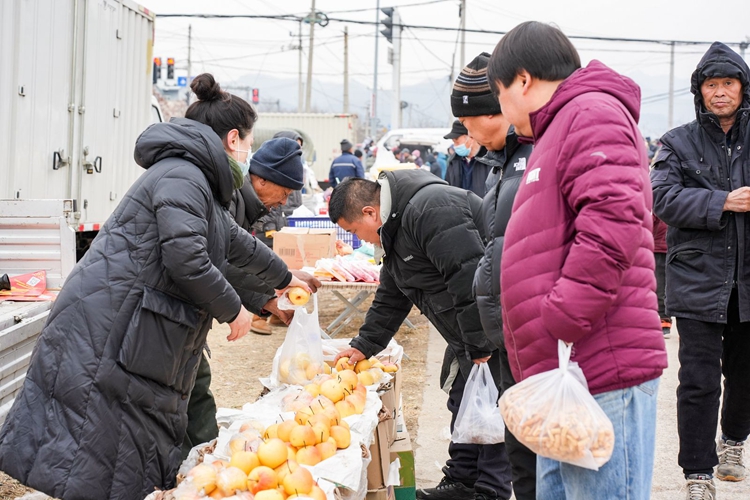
{"left": 235, "top": 143, "right": 252, "bottom": 177}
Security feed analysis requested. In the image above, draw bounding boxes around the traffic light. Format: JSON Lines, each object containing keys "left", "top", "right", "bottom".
{"left": 153, "top": 57, "right": 161, "bottom": 84}
{"left": 380, "top": 7, "right": 394, "bottom": 43}
{"left": 252, "top": 88, "right": 259, "bottom": 105}
{"left": 167, "top": 57, "right": 175, "bottom": 80}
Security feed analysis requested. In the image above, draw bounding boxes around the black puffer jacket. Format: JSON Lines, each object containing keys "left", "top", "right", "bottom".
{"left": 651, "top": 42, "right": 750, "bottom": 323}
{"left": 226, "top": 178, "right": 276, "bottom": 314}
{"left": 350, "top": 169, "right": 492, "bottom": 381}
{"left": 0, "top": 118, "right": 291, "bottom": 500}
{"left": 473, "top": 129, "right": 533, "bottom": 348}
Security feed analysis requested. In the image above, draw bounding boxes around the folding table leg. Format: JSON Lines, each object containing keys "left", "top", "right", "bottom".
{"left": 325, "top": 290, "right": 373, "bottom": 337}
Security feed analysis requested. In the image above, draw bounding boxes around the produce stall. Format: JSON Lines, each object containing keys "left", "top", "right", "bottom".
{"left": 145, "top": 294, "right": 411, "bottom": 500}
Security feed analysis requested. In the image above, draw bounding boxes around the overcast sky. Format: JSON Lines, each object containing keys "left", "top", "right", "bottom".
{"left": 143, "top": 0, "right": 749, "bottom": 135}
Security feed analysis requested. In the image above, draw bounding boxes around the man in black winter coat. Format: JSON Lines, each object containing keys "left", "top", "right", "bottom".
{"left": 451, "top": 51, "right": 536, "bottom": 500}
{"left": 330, "top": 170, "right": 512, "bottom": 500}
{"left": 444, "top": 119, "right": 493, "bottom": 197}
{"left": 651, "top": 42, "right": 750, "bottom": 496}
{"left": 451, "top": 51, "right": 534, "bottom": 500}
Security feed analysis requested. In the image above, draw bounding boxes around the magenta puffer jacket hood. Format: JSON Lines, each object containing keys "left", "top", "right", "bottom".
{"left": 500, "top": 60, "right": 667, "bottom": 395}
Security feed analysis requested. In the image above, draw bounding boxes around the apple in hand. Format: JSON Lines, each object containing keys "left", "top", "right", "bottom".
{"left": 287, "top": 287, "right": 310, "bottom": 306}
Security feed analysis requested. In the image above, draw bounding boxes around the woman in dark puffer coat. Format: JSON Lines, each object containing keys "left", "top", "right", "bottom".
{"left": 0, "top": 74, "right": 308, "bottom": 500}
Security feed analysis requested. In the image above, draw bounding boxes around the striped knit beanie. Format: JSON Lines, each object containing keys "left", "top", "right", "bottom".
{"left": 451, "top": 52, "right": 502, "bottom": 117}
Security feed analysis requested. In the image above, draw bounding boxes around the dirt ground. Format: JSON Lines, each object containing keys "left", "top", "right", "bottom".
{"left": 206, "top": 288, "right": 430, "bottom": 438}
{"left": 0, "top": 290, "right": 431, "bottom": 500}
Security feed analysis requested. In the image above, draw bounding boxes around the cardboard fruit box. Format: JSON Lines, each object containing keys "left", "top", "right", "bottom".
{"left": 273, "top": 226, "right": 337, "bottom": 269}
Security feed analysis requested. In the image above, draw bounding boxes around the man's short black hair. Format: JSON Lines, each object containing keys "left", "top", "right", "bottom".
{"left": 488, "top": 21, "right": 581, "bottom": 91}
{"left": 329, "top": 177, "right": 381, "bottom": 223}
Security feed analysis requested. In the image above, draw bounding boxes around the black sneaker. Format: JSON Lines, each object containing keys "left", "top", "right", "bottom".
{"left": 416, "top": 477, "right": 475, "bottom": 500}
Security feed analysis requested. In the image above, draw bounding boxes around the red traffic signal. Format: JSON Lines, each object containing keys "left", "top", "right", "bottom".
{"left": 252, "top": 88, "right": 259, "bottom": 104}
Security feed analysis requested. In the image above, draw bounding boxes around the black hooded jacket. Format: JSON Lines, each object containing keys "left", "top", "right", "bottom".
{"left": 350, "top": 169, "right": 493, "bottom": 381}
{"left": 651, "top": 42, "right": 750, "bottom": 322}
{"left": 0, "top": 118, "right": 291, "bottom": 499}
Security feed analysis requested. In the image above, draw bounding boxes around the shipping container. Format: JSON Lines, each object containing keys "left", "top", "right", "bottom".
{"left": 256, "top": 113, "right": 358, "bottom": 181}
{"left": 0, "top": 0, "right": 156, "bottom": 232}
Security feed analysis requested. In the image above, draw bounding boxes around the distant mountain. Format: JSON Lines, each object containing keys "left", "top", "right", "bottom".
{"left": 234, "top": 69, "right": 697, "bottom": 140}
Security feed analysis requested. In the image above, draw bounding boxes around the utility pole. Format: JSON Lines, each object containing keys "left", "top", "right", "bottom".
{"left": 343, "top": 26, "right": 349, "bottom": 113}
{"left": 740, "top": 41, "right": 748, "bottom": 60}
{"left": 186, "top": 24, "right": 192, "bottom": 105}
{"left": 459, "top": 0, "right": 466, "bottom": 69}
{"left": 298, "top": 21, "right": 303, "bottom": 112}
{"left": 391, "top": 9, "right": 402, "bottom": 129}
{"left": 305, "top": 0, "right": 316, "bottom": 112}
{"left": 668, "top": 41, "right": 675, "bottom": 130}
{"left": 371, "top": 0, "right": 381, "bottom": 139}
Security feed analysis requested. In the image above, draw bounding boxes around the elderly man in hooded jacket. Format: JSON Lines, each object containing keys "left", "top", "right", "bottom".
{"left": 652, "top": 41, "right": 750, "bottom": 498}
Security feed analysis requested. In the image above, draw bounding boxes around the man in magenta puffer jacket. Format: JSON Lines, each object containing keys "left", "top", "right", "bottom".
{"left": 488, "top": 21, "right": 668, "bottom": 499}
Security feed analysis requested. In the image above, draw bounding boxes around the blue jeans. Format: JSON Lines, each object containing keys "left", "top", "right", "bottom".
{"left": 536, "top": 378, "right": 660, "bottom": 500}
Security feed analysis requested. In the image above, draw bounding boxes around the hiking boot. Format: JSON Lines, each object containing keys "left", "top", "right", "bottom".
{"left": 416, "top": 477, "right": 475, "bottom": 500}
{"left": 717, "top": 438, "right": 747, "bottom": 481}
{"left": 685, "top": 474, "right": 716, "bottom": 500}
{"left": 250, "top": 315, "right": 272, "bottom": 335}
{"left": 661, "top": 319, "right": 672, "bottom": 339}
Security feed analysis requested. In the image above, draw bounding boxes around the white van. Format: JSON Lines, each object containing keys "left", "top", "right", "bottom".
{"left": 372, "top": 128, "right": 451, "bottom": 169}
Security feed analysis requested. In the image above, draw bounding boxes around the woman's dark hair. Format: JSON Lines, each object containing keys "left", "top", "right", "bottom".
{"left": 488, "top": 21, "right": 581, "bottom": 91}
{"left": 185, "top": 73, "right": 257, "bottom": 140}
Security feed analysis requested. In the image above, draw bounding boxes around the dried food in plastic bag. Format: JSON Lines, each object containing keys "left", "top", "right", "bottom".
{"left": 499, "top": 340, "right": 615, "bottom": 470}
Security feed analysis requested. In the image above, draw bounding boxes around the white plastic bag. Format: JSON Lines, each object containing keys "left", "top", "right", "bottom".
{"left": 451, "top": 362, "right": 506, "bottom": 444}
{"left": 499, "top": 340, "right": 615, "bottom": 470}
{"left": 270, "top": 293, "right": 326, "bottom": 386}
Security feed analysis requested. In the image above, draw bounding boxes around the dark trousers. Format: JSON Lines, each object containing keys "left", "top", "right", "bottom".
{"left": 497, "top": 343, "right": 537, "bottom": 500}
{"left": 444, "top": 354, "right": 513, "bottom": 499}
{"left": 654, "top": 252, "right": 668, "bottom": 320}
{"left": 677, "top": 290, "right": 750, "bottom": 475}
{"left": 182, "top": 354, "right": 219, "bottom": 459}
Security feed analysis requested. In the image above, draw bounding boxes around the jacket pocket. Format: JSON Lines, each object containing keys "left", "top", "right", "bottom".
{"left": 667, "top": 237, "right": 712, "bottom": 263}
{"left": 118, "top": 286, "right": 199, "bottom": 388}
{"left": 667, "top": 237, "right": 712, "bottom": 280}
{"left": 679, "top": 160, "right": 716, "bottom": 188}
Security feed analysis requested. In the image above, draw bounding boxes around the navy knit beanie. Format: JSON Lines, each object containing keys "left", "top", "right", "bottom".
{"left": 249, "top": 137, "right": 304, "bottom": 190}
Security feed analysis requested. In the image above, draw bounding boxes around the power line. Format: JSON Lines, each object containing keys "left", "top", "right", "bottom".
{"left": 298, "top": 0, "right": 451, "bottom": 15}
{"left": 156, "top": 12, "right": 747, "bottom": 47}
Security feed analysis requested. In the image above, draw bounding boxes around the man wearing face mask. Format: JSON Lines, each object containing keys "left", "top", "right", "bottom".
{"left": 183, "top": 137, "right": 321, "bottom": 458}
{"left": 444, "top": 120, "right": 492, "bottom": 197}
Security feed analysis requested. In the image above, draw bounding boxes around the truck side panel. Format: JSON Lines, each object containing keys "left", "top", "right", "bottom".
{"left": 1, "top": 0, "right": 155, "bottom": 228}
{"left": 0, "top": 0, "right": 74, "bottom": 201}
{"left": 258, "top": 113, "right": 357, "bottom": 181}
{"left": 77, "top": 0, "right": 154, "bottom": 224}
{"left": 0, "top": 199, "right": 76, "bottom": 425}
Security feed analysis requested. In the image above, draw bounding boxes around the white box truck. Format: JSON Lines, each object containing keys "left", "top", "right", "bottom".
{"left": 256, "top": 113, "right": 358, "bottom": 182}
{"left": 0, "top": 0, "right": 158, "bottom": 254}
{"left": 0, "top": 0, "right": 157, "bottom": 423}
